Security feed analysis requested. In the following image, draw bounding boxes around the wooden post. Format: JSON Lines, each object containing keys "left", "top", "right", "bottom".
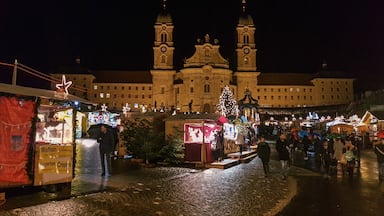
{"left": 0, "top": 192, "right": 5, "bottom": 206}
{"left": 201, "top": 121, "right": 206, "bottom": 164}
{"left": 12, "top": 59, "right": 18, "bottom": 85}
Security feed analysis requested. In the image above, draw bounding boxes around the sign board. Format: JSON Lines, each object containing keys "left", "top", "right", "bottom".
{"left": 33, "top": 144, "right": 73, "bottom": 186}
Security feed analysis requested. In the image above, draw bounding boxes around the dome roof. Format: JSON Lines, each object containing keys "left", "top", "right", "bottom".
{"left": 156, "top": 0, "right": 172, "bottom": 24}
{"left": 156, "top": 11, "right": 172, "bottom": 24}
{"left": 238, "top": 0, "right": 254, "bottom": 26}
{"left": 238, "top": 14, "right": 254, "bottom": 26}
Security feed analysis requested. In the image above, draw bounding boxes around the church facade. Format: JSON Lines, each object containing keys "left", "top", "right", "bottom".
{"left": 53, "top": 0, "right": 354, "bottom": 114}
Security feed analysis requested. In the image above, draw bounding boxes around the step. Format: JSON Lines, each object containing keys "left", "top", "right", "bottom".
{"left": 240, "top": 153, "right": 258, "bottom": 163}
{"left": 227, "top": 150, "right": 257, "bottom": 159}
{"left": 205, "top": 158, "right": 240, "bottom": 169}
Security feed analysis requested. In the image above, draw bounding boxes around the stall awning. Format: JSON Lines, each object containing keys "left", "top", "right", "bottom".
{"left": 0, "top": 83, "right": 97, "bottom": 106}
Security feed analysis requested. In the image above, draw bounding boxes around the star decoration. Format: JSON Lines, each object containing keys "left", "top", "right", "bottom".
{"left": 101, "top": 103, "right": 108, "bottom": 112}
{"left": 56, "top": 75, "right": 72, "bottom": 94}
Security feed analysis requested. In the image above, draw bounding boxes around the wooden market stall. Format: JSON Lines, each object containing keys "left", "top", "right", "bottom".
{"left": 0, "top": 83, "right": 96, "bottom": 193}
{"left": 328, "top": 122, "right": 354, "bottom": 135}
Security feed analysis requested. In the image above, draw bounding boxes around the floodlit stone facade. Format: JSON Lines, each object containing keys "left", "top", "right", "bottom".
{"left": 52, "top": 0, "right": 354, "bottom": 113}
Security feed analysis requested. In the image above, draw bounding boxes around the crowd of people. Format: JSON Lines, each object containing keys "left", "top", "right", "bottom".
{"left": 259, "top": 128, "right": 365, "bottom": 180}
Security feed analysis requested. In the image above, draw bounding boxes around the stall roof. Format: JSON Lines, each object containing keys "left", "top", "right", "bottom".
{"left": 0, "top": 83, "right": 97, "bottom": 105}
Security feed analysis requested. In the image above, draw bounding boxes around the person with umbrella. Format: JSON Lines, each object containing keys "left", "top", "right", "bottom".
{"left": 98, "top": 125, "right": 116, "bottom": 177}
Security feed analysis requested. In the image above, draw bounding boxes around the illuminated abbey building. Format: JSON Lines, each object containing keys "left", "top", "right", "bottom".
{"left": 53, "top": 0, "right": 354, "bottom": 114}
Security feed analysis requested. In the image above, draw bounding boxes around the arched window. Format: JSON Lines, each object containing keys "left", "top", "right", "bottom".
{"left": 243, "top": 34, "right": 249, "bottom": 44}
{"left": 161, "top": 33, "right": 167, "bottom": 43}
{"left": 204, "top": 84, "right": 210, "bottom": 93}
{"left": 161, "top": 55, "right": 166, "bottom": 63}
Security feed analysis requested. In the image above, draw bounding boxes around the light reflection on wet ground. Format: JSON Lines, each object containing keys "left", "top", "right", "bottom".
{"left": 2, "top": 140, "right": 382, "bottom": 216}
{"left": 278, "top": 149, "right": 384, "bottom": 216}
{"left": 0, "top": 140, "right": 295, "bottom": 216}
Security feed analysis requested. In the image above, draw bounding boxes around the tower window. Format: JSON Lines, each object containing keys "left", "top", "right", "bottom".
{"left": 161, "top": 33, "right": 167, "bottom": 43}
{"left": 243, "top": 34, "right": 249, "bottom": 44}
{"left": 161, "top": 55, "right": 166, "bottom": 63}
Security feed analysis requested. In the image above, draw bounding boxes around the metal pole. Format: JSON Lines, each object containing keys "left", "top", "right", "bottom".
{"left": 12, "top": 59, "right": 18, "bottom": 85}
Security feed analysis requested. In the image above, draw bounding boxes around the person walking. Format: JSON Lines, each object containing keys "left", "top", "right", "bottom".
{"left": 342, "top": 138, "right": 356, "bottom": 177}
{"left": 236, "top": 132, "right": 245, "bottom": 156}
{"left": 332, "top": 137, "right": 344, "bottom": 174}
{"left": 257, "top": 135, "right": 271, "bottom": 177}
{"left": 98, "top": 125, "right": 115, "bottom": 177}
{"left": 302, "top": 135, "right": 311, "bottom": 160}
{"left": 374, "top": 137, "right": 384, "bottom": 186}
{"left": 276, "top": 133, "right": 290, "bottom": 180}
{"left": 320, "top": 139, "right": 334, "bottom": 179}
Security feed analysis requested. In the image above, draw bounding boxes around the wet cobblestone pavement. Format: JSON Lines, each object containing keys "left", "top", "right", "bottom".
{"left": 0, "top": 158, "right": 298, "bottom": 216}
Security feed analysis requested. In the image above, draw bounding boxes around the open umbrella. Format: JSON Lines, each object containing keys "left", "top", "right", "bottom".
{"left": 87, "top": 124, "right": 117, "bottom": 140}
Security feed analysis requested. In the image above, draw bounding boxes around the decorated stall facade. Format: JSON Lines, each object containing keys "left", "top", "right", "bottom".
{"left": 184, "top": 122, "right": 221, "bottom": 163}
{"left": 0, "top": 83, "right": 96, "bottom": 189}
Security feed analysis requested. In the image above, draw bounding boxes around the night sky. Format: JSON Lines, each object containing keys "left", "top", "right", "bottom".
{"left": 0, "top": 0, "right": 382, "bottom": 93}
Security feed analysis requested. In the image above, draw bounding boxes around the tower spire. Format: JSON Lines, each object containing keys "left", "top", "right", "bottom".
{"left": 162, "top": 0, "right": 167, "bottom": 10}
{"left": 242, "top": 0, "right": 247, "bottom": 13}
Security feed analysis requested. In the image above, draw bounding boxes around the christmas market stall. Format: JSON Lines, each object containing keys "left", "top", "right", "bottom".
{"left": 0, "top": 83, "right": 96, "bottom": 192}
{"left": 184, "top": 121, "right": 221, "bottom": 163}
{"left": 326, "top": 121, "right": 354, "bottom": 135}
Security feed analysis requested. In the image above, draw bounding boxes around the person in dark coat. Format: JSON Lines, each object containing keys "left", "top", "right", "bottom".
{"left": 320, "top": 139, "right": 334, "bottom": 179}
{"left": 276, "top": 133, "right": 290, "bottom": 179}
{"left": 302, "top": 135, "right": 311, "bottom": 160}
{"left": 374, "top": 138, "right": 384, "bottom": 186}
{"left": 257, "top": 135, "right": 271, "bottom": 177}
{"left": 98, "top": 125, "right": 115, "bottom": 177}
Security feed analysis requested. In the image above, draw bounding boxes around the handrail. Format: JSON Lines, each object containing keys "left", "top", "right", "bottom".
{"left": 0, "top": 60, "right": 87, "bottom": 92}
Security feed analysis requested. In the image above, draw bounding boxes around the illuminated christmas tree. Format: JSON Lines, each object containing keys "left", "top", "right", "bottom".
{"left": 216, "top": 85, "right": 239, "bottom": 118}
